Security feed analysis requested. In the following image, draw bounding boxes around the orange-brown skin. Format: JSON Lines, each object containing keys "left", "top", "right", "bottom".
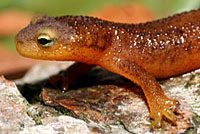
{"left": 15, "top": 9, "right": 200, "bottom": 127}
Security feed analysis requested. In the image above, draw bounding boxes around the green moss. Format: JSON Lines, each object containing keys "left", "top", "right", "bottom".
{"left": 32, "top": 115, "right": 42, "bottom": 125}
{"left": 192, "top": 115, "right": 200, "bottom": 127}
{"left": 54, "top": 106, "right": 90, "bottom": 123}
{"left": 185, "top": 115, "right": 200, "bottom": 134}
{"left": 196, "top": 87, "right": 200, "bottom": 95}
{"left": 185, "top": 127, "right": 197, "bottom": 134}
{"left": 54, "top": 106, "right": 78, "bottom": 117}
{"left": 78, "top": 113, "right": 90, "bottom": 123}
{"left": 184, "top": 75, "right": 196, "bottom": 89}
{"left": 26, "top": 107, "right": 42, "bottom": 125}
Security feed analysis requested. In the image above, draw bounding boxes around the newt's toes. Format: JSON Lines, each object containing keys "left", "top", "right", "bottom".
{"left": 150, "top": 98, "right": 178, "bottom": 127}
{"left": 163, "top": 99, "right": 178, "bottom": 120}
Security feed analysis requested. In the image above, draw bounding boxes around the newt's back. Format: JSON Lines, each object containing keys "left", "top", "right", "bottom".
{"left": 103, "top": 9, "right": 200, "bottom": 78}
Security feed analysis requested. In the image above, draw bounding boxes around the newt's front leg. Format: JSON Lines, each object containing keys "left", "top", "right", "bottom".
{"left": 100, "top": 57, "right": 178, "bottom": 127}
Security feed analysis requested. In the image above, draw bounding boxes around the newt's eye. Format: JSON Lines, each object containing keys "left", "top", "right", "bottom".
{"left": 37, "top": 34, "right": 55, "bottom": 48}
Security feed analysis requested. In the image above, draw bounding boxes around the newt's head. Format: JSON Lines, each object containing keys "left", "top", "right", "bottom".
{"left": 15, "top": 15, "right": 103, "bottom": 62}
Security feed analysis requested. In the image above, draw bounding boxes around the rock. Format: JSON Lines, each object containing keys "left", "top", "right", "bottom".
{"left": 0, "top": 76, "right": 35, "bottom": 134}
{"left": 19, "top": 116, "right": 95, "bottom": 134}
{"left": 15, "top": 62, "right": 74, "bottom": 85}
{"left": 0, "top": 63, "right": 200, "bottom": 134}
{"left": 40, "top": 66, "right": 200, "bottom": 133}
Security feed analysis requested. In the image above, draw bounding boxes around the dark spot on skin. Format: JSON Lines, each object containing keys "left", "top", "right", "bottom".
{"left": 179, "top": 30, "right": 184, "bottom": 35}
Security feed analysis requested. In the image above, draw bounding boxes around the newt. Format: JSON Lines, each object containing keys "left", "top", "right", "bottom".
{"left": 15, "top": 9, "right": 200, "bottom": 127}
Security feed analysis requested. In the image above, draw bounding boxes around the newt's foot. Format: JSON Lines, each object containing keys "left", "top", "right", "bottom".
{"left": 49, "top": 74, "right": 69, "bottom": 92}
{"left": 150, "top": 98, "right": 178, "bottom": 127}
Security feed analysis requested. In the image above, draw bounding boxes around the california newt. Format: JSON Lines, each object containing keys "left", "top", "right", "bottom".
{"left": 15, "top": 9, "right": 200, "bottom": 127}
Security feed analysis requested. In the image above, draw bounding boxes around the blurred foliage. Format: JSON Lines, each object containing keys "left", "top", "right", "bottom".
{"left": 0, "top": 36, "right": 15, "bottom": 50}
{"left": 0, "top": 0, "right": 132, "bottom": 16}
{"left": 0, "top": 0, "right": 199, "bottom": 16}
{"left": 135, "top": 0, "right": 200, "bottom": 17}
{"left": 0, "top": 0, "right": 200, "bottom": 50}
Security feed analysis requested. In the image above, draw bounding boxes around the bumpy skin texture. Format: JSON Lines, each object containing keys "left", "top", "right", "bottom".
{"left": 15, "top": 9, "right": 200, "bottom": 127}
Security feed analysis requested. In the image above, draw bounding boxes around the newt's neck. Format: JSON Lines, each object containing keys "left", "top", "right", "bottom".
{"left": 52, "top": 16, "right": 118, "bottom": 64}
{"left": 55, "top": 15, "right": 117, "bottom": 49}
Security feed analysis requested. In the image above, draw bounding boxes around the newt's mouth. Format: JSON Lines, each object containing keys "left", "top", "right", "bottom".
{"left": 15, "top": 33, "right": 27, "bottom": 56}
{"left": 15, "top": 36, "right": 37, "bottom": 59}
{"left": 15, "top": 35, "right": 24, "bottom": 55}
{"left": 15, "top": 42, "right": 30, "bottom": 58}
